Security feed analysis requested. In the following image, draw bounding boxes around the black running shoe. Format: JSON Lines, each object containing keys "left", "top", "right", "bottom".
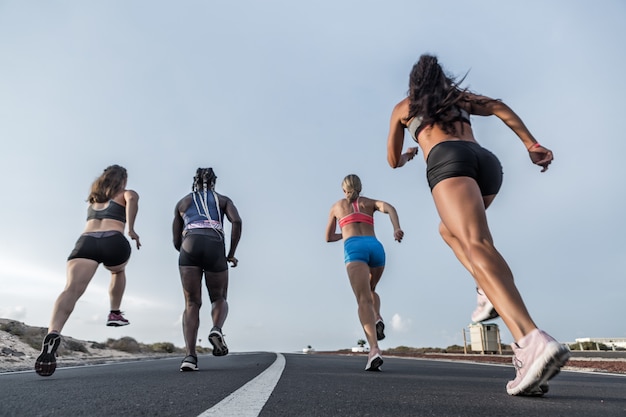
{"left": 35, "top": 332, "right": 61, "bottom": 377}
{"left": 365, "top": 353, "right": 383, "bottom": 372}
{"left": 208, "top": 327, "right": 229, "bottom": 357}
{"left": 376, "top": 319, "right": 385, "bottom": 341}
{"left": 180, "top": 355, "right": 198, "bottom": 372}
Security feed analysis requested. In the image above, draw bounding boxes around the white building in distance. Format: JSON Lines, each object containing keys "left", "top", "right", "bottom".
{"left": 574, "top": 337, "right": 626, "bottom": 350}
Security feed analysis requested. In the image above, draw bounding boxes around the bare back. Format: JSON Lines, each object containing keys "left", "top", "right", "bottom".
{"left": 332, "top": 197, "right": 377, "bottom": 240}
{"left": 83, "top": 191, "right": 128, "bottom": 233}
{"left": 397, "top": 98, "right": 478, "bottom": 161}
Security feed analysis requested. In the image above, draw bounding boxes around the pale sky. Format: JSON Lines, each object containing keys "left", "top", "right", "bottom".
{"left": 1, "top": 0, "right": 624, "bottom": 353}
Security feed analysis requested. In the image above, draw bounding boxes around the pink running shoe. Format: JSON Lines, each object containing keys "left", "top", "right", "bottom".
{"left": 506, "top": 329, "right": 571, "bottom": 396}
{"left": 106, "top": 312, "right": 130, "bottom": 327}
{"left": 471, "top": 288, "right": 499, "bottom": 323}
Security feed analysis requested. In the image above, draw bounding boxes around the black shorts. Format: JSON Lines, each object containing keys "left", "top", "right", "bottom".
{"left": 67, "top": 231, "right": 131, "bottom": 266}
{"left": 426, "top": 141, "right": 503, "bottom": 196}
{"left": 178, "top": 229, "right": 228, "bottom": 273}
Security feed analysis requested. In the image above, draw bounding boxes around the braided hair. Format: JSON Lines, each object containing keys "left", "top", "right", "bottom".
{"left": 192, "top": 167, "right": 217, "bottom": 192}
{"left": 87, "top": 165, "right": 127, "bottom": 203}
{"left": 407, "top": 54, "right": 469, "bottom": 136}
{"left": 190, "top": 167, "right": 223, "bottom": 237}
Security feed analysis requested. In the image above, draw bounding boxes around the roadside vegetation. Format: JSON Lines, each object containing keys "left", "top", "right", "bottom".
{"left": 0, "top": 319, "right": 212, "bottom": 356}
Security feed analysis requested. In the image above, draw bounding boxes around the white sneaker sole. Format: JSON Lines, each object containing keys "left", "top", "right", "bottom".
{"left": 180, "top": 363, "right": 198, "bottom": 372}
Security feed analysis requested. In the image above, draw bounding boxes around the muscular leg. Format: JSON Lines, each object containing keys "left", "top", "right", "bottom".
{"left": 438, "top": 195, "right": 497, "bottom": 284}
{"left": 440, "top": 217, "right": 500, "bottom": 322}
{"left": 180, "top": 265, "right": 204, "bottom": 357}
{"left": 347, "top": 262, "right": 380, "bottom": 356}
{"left": 106, "top": 263, "right": 128, "bottom": 311}
{"left": 431, "top": 177, "right": 536, "bottom": 341}
{"left": 369, "top": 266, "right": 385, "bottom": 321}
{"left": 48, "top": 259, "right": 100, "bottom": 333}
{"left": 204, "top": 269, "right": 229, "bottom": 330}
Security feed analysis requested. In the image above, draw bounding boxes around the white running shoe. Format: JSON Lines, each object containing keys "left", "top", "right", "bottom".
{"left": 471, "top": 288, "right": 499, "bottom": 323}
{"left": 506, "top": 329, "right": 571, "bottom": 396}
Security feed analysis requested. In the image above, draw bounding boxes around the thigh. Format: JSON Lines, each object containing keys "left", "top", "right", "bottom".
{"left": 180, "top": 266, "right": 204, "bottom": 302}
{"left": 346, "top": 261, "right": 372, "bottom": 298}
{"left": 369, "top": 266, "right": 385, "bottom": 291}
{"left": 431, "top": 176, "right": 493, "bottom": 247}
{"left": 204, "top": 269, "right": 229, "bottom": 302}
{"left": 65, "top": 258, "right": 100, "bottom": 292}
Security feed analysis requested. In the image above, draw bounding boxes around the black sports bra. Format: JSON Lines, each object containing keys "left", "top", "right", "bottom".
{"left": 407, "top": 106, "right": 471, "bottom": 141}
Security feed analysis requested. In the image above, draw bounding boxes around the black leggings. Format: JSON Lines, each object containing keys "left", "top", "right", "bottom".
{"left": 67, "top": 231, "right": 131, "bottom": 266}
{"left": 426, "top": 141, "right": 503, "bottom": 196}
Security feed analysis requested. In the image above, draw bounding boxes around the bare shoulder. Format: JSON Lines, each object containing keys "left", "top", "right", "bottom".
{"left": 216, "top": 192, "right": 233, "bottom": 204}
{"left": 461, "top": 92, "right": 500, "bottom": 115}
{"left": 369, "top": 197, "right": 390, "bottom": 212}
{"left": 394, "top": 97, "right": 409, "bottom": 112}
{"left": 392, "top": 98, "right": 410, "bottom": 121}
{"left": 124, "top": 189, "right": 139, "bottom": 199}
{"left": 330, "top": 199, "right": 346, "bottom": 215}
{"left": 359, "top": 196, "right": 380, "bottom": 211}
{"left": 175, "top": 193, "right": 192, "bottom": 212}
{"left": 113, "top": 189, "right": 138, "bottom": 206}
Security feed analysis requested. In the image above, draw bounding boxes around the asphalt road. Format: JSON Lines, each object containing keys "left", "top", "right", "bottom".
{"left": 1, "top": 352, "right": 624, "bottom": 417}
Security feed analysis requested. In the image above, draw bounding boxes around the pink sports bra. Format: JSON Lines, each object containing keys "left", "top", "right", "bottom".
{"left": 338, "top": 198, "right": 374, "bottom": 228}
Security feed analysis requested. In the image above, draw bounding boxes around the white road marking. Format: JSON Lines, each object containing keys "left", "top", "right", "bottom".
{"left": 198, "top": 352, "right": 286, "bottom": 417}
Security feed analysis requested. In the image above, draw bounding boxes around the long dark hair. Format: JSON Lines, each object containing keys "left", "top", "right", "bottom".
{"left": 87, "top": 165, "right": 127, "bottom": 203}
{"left": 407, "top": 54, "right": 469, "bottom": 136}
{"left": 192, "top": 167, "right": 217, "bottom": 192}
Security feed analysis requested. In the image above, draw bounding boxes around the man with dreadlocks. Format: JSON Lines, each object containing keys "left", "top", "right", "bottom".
{"left": 173, "top": 167, "right": 242, "bottom": 371}
{"left": 386, "top": 54, "right": 569, "bottom": 396}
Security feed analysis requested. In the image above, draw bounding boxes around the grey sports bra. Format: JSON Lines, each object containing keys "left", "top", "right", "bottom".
{"left": 86, "top": 200, "right": 126, "bottom": 223}
{"left": 407, "top": 106, "right": 471, "bottom": 141}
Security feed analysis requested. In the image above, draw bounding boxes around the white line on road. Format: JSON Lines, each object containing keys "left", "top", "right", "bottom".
{"left": 198, "top": 352, "right": 286, "bottom": 417}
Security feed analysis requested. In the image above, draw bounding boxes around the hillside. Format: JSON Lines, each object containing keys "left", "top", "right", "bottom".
{"left": 0, "top": 318, "right": 187, "bottom": 373}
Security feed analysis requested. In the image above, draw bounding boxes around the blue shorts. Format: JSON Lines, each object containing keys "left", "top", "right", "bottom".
{"left": 343, "top": 236, "right": 385, "bottom": 267}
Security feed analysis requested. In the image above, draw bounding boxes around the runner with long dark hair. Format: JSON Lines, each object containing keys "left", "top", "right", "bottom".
{"left": 386, "top": 54, "right": 569, "bottom": 395}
